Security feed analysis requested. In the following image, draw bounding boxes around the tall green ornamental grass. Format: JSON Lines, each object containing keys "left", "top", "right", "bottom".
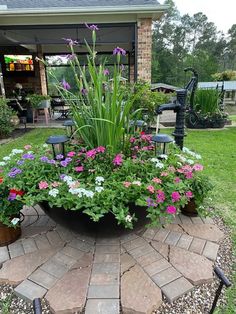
{"left": 193, "top": 89, "right": 220, "bottom": 115}
{"left": 43, "top": 24, "right": 137, "bottom": 153}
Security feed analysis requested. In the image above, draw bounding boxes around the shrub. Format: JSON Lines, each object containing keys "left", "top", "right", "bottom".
{"left": 0, "top": 98, "right": 15, "bottom": 139}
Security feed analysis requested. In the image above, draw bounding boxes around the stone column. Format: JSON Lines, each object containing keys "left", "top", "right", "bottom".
{"left": 137, "top": 18, "right": 152, "bottom": 83}
{"left": 129, "top": 64, "right": 135, "bottom": 83}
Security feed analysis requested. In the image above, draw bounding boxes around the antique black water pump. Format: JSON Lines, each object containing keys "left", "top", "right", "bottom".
{"left": 156, "top": 68, "right": 198, "bottom": 150}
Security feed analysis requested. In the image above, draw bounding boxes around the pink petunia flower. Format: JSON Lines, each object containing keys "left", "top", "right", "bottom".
{"left": 24, "top": 145, "right": 32, "bottom": 150}
{"left": 123, "top": 181, "right": 131, "bottom": 188}
{"left": 156, "top": 190, "right": 165, "bottom": 203}
{"left": 67, "top": 151, "right": 76, "bottom": 157}
{"left": 39, "top": 181, "right": 49, "bottom": 189}
{"left": 193, "top": 164, "right": 204, "bottom": 171}
{"left": 147, "top": 185, "right": 155, "bottom": 193}
{"left": 171, "top": 191, "right": 181, "bottom": 202}
{"left": 168, "top": 166, "right": 176, "bottom": 173}
{"left": 113, "top": 154, "right": 123, "bottom": 166}
{"left": 51, "top": 181, "right": 60, "bottom": 187}
{"left": 75, "top": 166, "right": 84, "bottom": 172}
{"left": 174, "top": 177, "right": 181, "bottom": 183}
{"left": 130, "top": 137, "right": 136, "bottom": 143}
{"left": 185, "top": 172, "right": 193, "bottom": 179}
{"left": 160, "top": 172, "right": 168, "bottom": 177}
{"left": 86, "top": 149, "right": 97, "bottom": 159}
{"left": 152, "top": 177, "right": 162, "bottom": 184}
{"left": 96, "top": 146, "right": 106, "bottom": 153}
{"left": 166, "top": 205, "right": 177, "bottom": 214}
{"left": 186, "top": 191, "right": 193, "bottom": 199}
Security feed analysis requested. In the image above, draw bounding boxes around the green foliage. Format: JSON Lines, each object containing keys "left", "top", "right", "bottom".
{"left": 212, "top": 70, "right": 236, "bottom": 81}
{"left": 0, "top": 98, "right": 15, "bottom": 139}
{"left": 28, "top": 94, "right": 51, "bottom": 108}
{"left": 121, "top": 81, "right": 171, "bottom": 124}
{"left": 193, "top": 89, "right": 220, "bottom": 114}
{"left": 0, "top": 295, "right": 12, "bottom": 314}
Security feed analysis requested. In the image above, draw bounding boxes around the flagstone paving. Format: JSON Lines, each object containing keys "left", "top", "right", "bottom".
{"left": 0, "top": 206, "right": 225, "bottom": 314}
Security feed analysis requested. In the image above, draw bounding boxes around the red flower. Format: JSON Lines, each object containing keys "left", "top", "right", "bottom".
{"left": 0, "top": 177, "right": 3, "bottom": 184}
{"left": 140, "top": 131, "right": 145, "bottom": 135}
{"left": 9, "top": 189, "right": 24, "bottom": 196}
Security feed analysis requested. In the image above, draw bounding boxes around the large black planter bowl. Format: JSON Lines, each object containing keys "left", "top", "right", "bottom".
{"left": 39, "top": 202, "right": 150, "bottom": 236}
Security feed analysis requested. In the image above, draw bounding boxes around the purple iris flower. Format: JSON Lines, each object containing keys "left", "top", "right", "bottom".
{"left": 85, "top": 23, "right": 99, "bottom": 31}
{"left": 66, "top": 54, "right": 77, "bottom": 61}
{"left": 104, "top": 69, "right": 110, "bottom": 75}
{"left": 113, "top": 47, "right": 126, "bottom": 56}
{"left": 22, "top": 154, "right": 34, "bottom": 160}
{"left": 56, "top": 154, "right": 64, "bottom": 160}
{"left": 81, "top": 88, "right": 88, "bottom": 96}
{"left": 62, "top": 38, "right": 79, "bottom": 46}
{"left": 61, "top": 79, "right": 71, "bottom": 90}
{"left": 40, "top": 156, "right": 49, "bottom": 162}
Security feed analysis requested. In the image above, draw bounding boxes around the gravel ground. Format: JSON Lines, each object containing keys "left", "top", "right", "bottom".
{"left": 0, "top": 216, "right": 234, "bottom": 314}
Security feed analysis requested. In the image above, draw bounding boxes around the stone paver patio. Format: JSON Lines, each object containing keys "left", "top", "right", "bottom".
{"left": 0, "top": 205, "right": 224, "bottom": 314}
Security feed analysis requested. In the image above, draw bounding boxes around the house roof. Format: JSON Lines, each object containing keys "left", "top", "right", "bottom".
{"left": 198, "top": 81, "right": 236, "bottom": 91}
{"left": 0, "top": 0, "right": 160, "bottom": 9}
{"left": 151, "top": 83, "right": 179, "bottom": 91}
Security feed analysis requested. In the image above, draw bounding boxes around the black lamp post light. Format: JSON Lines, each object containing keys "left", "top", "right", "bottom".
{"left": 152, "top": 133, "right": 174, "bottom": 156}
{"left": 63, "top": 120, "right": 75, "bottom": 138}
{"left": 46, "top": 135, "right": 69, "bottom": 160}
{"left": 130, "top": 120, "right": 147, "bottom": 133}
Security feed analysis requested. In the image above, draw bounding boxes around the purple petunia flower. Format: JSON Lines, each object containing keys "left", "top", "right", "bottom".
{"left": 56, "top": 154, "right": 64, "bottom": 160}
{"left": 8, "top": 168, "right": 22, "bottom": 177}
{"left": 62, "top": 38, "right": 79, "bottom": 46}
{"left": 113, "top": 47, "right": 126, "bottom": 56}
{"left": 61, "top": 79, "right": 71, "bottom": 90}
{"left": 48, "top": 159, "right": 56, "bottom": 165}
{"left": 60, "top": 160, "right": 68, "bottom": 167}
{"left": 22, "top": 153, "right": 34, "bottom": 160}
{"left": 85, "top": 23, "right": 99, "bottom": 31}
{"left": 60, "top": 174, "right": 66, "bottom": 180}
{"left": 8, "top": 192, "right": 16, "bottom": 201}
{"left": 64, "top": 157, "right": 72, "bottom": 163}
{"left": 17, "top": 160, "right": 24, "bottom": 165}
{"left": 40, "top": 156, "right": 49, "bottom": 162}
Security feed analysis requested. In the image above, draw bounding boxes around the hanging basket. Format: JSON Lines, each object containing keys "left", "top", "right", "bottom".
{"left": 0, "top": 221, "right": 21, "bottom": 247}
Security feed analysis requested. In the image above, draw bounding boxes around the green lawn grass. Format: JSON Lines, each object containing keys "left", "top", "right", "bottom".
{"left": 0, "top": 127, "right": 236, "bottom": 311}
{"left": 229, "top": 115, "right": 236, "bottom": 122}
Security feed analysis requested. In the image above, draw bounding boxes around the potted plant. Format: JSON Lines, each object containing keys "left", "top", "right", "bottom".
{"left": 28, "top": 94, "right": 51, "bottom": 109}
{"left": 0, "top": 25, "right": 213, "bottom": 232}
{"left": 0, "top": 174, "right": 24, "bottom": 246}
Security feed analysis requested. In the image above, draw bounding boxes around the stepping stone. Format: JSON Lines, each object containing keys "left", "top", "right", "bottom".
{"left": 169, "top": 246, "right": 214, "bottom": 285}
{"left": 177, "top": 224, "right": 224, "bottom": 243}
{"left": 85, "top": 299, "right": 119, "bottom": 314}
{"left": 15, "top": 279, "right": 47, "bottom": 302}
{"left": 161, "top": 277, "right": 193, "bottom": 302}
{"left": 21, "top": 238, "right": 38, "bottom": 254}
{"left": 0, "top": 247, "right": 60, "bottom": 285}
{"left": 46, "top": 265, "right": 92, "bottom": 313}
{"left": 120, "top": 253, "right": 136, "bottom": 275}
{"left": 121, "top": 264, "right": 162, "bottom": 313}
{"left": 152, "top": 267, "right": 182, "bottom": 287}
{"left": 8, "top": 241, "right": 24, "bottom": 258}
{"left": 202, "top": 241, "right": 219, "bottom": 261}
{"left": 150, "top": 241, "right": 169, "bottom": 259}
{"left": 0, "top": 247, "right": 10, "bottom": 264}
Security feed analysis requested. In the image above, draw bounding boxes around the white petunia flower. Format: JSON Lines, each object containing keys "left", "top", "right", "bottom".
{"left": 186, "top": 159, "right": 194, "bottom": 165}
{"left": 42, "top": 144, "right": 49, "bottom": 148}
{"left": 132, "top": 180, "right": 141, "bottom": 186}
{"left": 159, "top": 154, "right": 168, "bottom": 160}
{"left": 155, "top": 162, "right": 164, "bottom": 169}
{"left": 3, "top": 156, "right": 11, "bottom": 161}
{"left": 150, "top": 158, "right": 159, "bottom": 163}
{"left": 11, "top": 149, "right": 24, "bottom": 154}
{"left": 125, "top": 215, "right": 132, "bottom": 223}
{"left": 63, "top": 175, "right": 73, "bottom": 184}
{"left": 0, "top": 161, "right": 6, "bottom": 166}
{"left": 11, "top": 218, "right": 20, "bottom": 225}
{"left": 95, "top": 176, "right": 105, "bottom": 185}
{"left": 49, "top": 188, "right": 59, "bottom": 197}
{"left": 84, "top": 190, "right": 94, "bottom": 198}
{"left": 95, "top": 186, "right": 104, "bottom": 193}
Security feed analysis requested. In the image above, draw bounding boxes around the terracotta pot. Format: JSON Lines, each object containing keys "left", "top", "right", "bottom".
{"left": 0, "top": 221, "right": 21, "bottom": 247}
{"left": 181, "top": 199, "right": 198, "bottom": 217}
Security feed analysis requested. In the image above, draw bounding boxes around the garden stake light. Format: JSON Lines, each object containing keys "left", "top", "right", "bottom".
{"left": 130, "top": 120, "right": 147, "bottom": 133}
{"left": 46, "top": 135, "right": 69, "bottom": 160}
{"left": 33, "top": 298, "right": 42, "bottom": 314}
{"left": 209, "top": 266, "right": 231, "bottom": 314}
{"left": 152, "top": 133, "right": 174, "bottom": 155}
{"left": 63, "top": 119, "right": 75, "bottom": 138}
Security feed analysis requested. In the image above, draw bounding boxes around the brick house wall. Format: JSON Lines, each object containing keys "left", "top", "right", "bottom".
{"left": 137, "top": 18, "right": 152, "bottom": 83}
